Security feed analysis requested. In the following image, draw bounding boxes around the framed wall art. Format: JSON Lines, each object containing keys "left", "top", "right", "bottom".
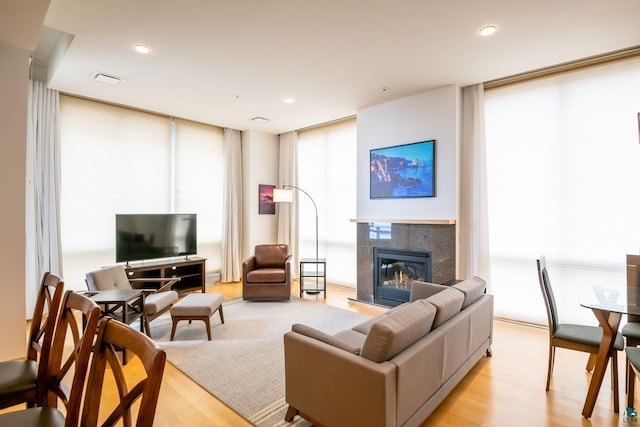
{"left": 259, "top": 184, "right": 276, "bottom": 214}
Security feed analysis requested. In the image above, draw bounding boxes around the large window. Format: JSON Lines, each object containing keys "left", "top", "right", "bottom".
{"left": 297, "top": 118, "right": 357, "bottom": 287}
{"left": 485, "top": 57, "right": 640, "bottom": 325}
{"left": 59, "top": 96, "right": 223, "bottom": 290}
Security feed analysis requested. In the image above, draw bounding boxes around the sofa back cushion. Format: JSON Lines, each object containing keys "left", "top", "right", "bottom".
{"left": 360, "top": 300, "right": 436, "bottom": 363}
{"left": 452, "top": 276, "right": 486, "bottom": 309}
{"left": 254, "top": 244, "right": 289, "bottom": 268}
{"left": 425, "top": 287, "right": 464, "bottom": 328}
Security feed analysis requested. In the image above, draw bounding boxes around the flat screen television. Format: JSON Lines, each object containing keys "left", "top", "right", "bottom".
{"left": 115, "top": 214, "right": 197, "bottom": 263}
{"left": 370, "top": 139, "right": 435, "bottom": 199}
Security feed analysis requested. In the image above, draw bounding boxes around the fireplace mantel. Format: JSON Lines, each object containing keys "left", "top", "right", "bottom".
{"left": 350, "top": 218, "right": 455, "bottom": 225}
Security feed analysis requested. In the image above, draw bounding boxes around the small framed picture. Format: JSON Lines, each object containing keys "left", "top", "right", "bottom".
{"left": 259, "top": 184, "right": 276, "bottom": 214}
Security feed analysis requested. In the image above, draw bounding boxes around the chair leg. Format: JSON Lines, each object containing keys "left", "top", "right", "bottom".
{"left": 586, "top": 353, "right": 597, "bottom": 372}
{"left": 630, "top": 358, "right": 637, "bottom": 410}
{"left": 218, "top": 305, "right": 224, "bottom": 324}
{"left": 546, "top": 345, "right": 555, "bottom": 391}
{"left": 612, "top": 352, "right": 619, "bottom": 413}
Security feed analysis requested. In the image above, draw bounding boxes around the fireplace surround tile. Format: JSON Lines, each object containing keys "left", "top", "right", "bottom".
{"left": 356, "top": 222, "right": 456, "bottom": 303}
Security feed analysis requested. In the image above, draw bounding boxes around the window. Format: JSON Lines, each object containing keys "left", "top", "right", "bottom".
{"left": 297, "top": 118, "right": 357, "bottom": 287}
{"left": 59, "top": 96, "right": 223, "bottom": 289}
{"left": 485, "top": 57, "right": 640, "bottom": 325}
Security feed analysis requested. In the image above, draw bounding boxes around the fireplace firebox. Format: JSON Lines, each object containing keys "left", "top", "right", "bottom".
{"left": 373, "top": 247, "right": 432, "bottom": 303}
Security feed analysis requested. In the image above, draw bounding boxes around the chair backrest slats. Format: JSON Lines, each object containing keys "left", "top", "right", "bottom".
{"left": 81, "top": 317, "right": 166, "bottom": 427}
{"left": 44, "top": 290, "right": 101, "bottom": 421}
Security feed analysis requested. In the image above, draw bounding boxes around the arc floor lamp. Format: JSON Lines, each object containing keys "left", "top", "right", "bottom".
{"left": 273, "top": 185, "right": 318, "bottom": 262}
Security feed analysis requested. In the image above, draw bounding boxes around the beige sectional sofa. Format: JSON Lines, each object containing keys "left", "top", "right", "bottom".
{"left": 283, "top": 277, "right": 493, "bottom": 427}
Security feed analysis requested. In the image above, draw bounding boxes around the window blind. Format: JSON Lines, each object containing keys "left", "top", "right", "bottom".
{"left": 485, "top": 57, "right": 640, "bottom": 325}
{"left": 297, "top": 118, "right": 357, "bottom": 287}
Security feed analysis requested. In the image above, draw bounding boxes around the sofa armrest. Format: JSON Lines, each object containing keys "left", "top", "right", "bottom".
{"left": 284, "top": 331, "right": 396, "bottom": 427}
{"left": 409, "top": 280, "right": 449, "bottom": 301}
{"left": 291, "top": 323, "right": 361, "bottom": 354}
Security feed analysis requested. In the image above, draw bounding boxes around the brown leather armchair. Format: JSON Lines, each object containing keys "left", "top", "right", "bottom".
{"left": 242, "top": 244, "right": 292, "bottom": 301}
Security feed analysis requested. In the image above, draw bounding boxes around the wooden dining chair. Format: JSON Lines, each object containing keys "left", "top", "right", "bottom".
{"left": 80, "top": 317, "right": 167, "bottom": 427}
{"left": 622, "top": 254, "right": 640, "bottom": 393}
{"left": 536, "top": 256, "right": 624, "bottom": 395}
{"left": 0, "top": 272, "right": 64, "bottom": 409}
{"left": 0, "top": 290, "right": 101, "bottom": 426}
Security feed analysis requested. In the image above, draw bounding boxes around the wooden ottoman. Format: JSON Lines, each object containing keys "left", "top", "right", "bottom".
{"left": 170, "top": 293, "right": 224, "bottom": 341}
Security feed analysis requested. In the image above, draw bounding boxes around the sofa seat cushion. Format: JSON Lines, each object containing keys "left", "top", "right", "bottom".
{"left": 425, "top": 287, "right": 464, "bottom": 328}
{"left": 360, "top": 300, "right": 437, "bottom": 363}
{"left": 292, "top": 323, "right": 362, "bottom": 354}
{"left": 452, "top": 277, "right": 486, "bottom": 308}
{"left": 246, "top": 268, "right": 286, "bottom": 283}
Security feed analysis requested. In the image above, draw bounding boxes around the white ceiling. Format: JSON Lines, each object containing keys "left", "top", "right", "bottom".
{"left": 10, "top": 0, "right": 640, "bottom": 134}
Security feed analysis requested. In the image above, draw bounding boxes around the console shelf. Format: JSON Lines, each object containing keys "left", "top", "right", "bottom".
{"left": 124, "top": 256, "right": 206, "bottom": 295}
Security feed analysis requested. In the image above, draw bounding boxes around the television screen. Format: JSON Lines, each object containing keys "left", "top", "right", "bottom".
{"left": 370, "top": 139, "right": 435, "bottom": 199}
{"left": 115, "top": 214, "right": 197, "bottom": 263}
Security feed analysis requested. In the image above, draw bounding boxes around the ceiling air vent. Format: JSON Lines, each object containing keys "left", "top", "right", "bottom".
{"left": 91, "top": 72, "right": 125, "bottom": 86}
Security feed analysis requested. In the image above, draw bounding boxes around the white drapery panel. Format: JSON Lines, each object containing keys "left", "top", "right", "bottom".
{"left": 458, "top": 84, "right": 491, "bottom": 288}
{"left": 277, "top": 131, "right": 299, "bottom": 275}
{"left": 26, "top": 80, "right": 63, "bottom": 317}
{"left": 221, "top": 128, "right": 243, "bottom": 283}
{"left": 485, "top": 56, "right": 640, "bottom": 325}
{"left": 297, "top": 118, "right": 357, "bottom": 287}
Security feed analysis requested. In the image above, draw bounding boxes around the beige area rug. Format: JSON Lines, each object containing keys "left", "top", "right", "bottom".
{"left": 147, "top": 297, "right": 372, "bottom": 427}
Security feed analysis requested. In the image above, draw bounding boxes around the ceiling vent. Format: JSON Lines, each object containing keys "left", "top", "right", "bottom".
{"left": 251, "top": 117, "right": 269, "bottom": 123}
{"left": 91, "top": 72, "right": 125, "bottom": 86}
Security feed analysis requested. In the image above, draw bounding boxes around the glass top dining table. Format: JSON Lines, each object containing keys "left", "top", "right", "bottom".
{"left": 578, "top": 284, "right": 638, "bottom": 418}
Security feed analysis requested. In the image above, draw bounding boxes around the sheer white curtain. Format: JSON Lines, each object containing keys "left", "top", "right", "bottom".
{"left": 485, "top": 57, "right": 640, "bottom": 325}
{"left": 297, "top": 118, "right": 357, "bottom": 287}
{"left": 277, "top": 131, "right": 299, "bottom": 254}
{"left": 221, "top": 128, "right": 243, "bottom": 282}
{"left": 459, "top": 84, "right": 491, "bottom": 286}
{"left": 26, "top": 80, "right": 62, "bottom": 316}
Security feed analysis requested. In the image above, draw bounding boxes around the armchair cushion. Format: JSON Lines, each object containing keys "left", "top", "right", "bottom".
{"left": 246, "top": 268, "right": 286, "bottom": 283}
{"left": 254, "top": 244, "right": 289, "bottom": 268}
{"left": 85, "top": 265, "right": 131, "bottom": 291}
{"left": 144, "top": 290, "right": 179, "bottom": 316}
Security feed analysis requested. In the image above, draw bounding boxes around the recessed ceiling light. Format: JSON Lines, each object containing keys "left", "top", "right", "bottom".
{"left": 251, "top": 117, "right": 269, "bottom": 123}
{"left": 282, "top": 97, "right": 295, "bottom": 104}
{"left": 134, "top": 44, "right": 151, "bottom": 54}
{"left": 479, "top": 25, "right": 497, "bottom": 37}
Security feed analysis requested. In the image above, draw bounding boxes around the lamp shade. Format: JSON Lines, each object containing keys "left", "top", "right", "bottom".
{"left": 273, "top": 188, "right": 294, "bottom": 203}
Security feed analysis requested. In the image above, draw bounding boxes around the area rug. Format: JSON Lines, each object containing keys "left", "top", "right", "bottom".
{"left": 148, "top": 298, "right": 372, "bottom": 427}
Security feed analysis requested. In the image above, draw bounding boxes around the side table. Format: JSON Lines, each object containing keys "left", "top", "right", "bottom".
{"left": 299, "top": 258, "right": 326, "bottom": 298}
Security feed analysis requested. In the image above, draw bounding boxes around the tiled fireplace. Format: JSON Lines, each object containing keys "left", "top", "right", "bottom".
{"left": 355, "top": 220, "right": 456, "bottom": 306}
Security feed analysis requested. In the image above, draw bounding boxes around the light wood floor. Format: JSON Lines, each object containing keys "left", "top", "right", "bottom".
{"left": 3, "top": 281, "right": 635, "bottom": 426}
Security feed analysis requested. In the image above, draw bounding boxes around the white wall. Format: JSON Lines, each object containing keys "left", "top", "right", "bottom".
{"left": 241, "top": 130, "right": 279, "bottom": 261}
{"left": 356, "top": 85, "right": 459, "bottom": 221}
{"left": 0, "top": 42, "right": 29, "bottom": 359}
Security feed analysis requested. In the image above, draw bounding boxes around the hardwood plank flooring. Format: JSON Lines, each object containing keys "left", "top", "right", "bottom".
{"left": 2, "top": 280, "right": 632, "bottom": 426}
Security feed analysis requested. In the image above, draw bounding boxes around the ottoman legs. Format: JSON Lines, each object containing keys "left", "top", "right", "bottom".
{"left": 170, "top": 304, "right": 224, "bottom": 341}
